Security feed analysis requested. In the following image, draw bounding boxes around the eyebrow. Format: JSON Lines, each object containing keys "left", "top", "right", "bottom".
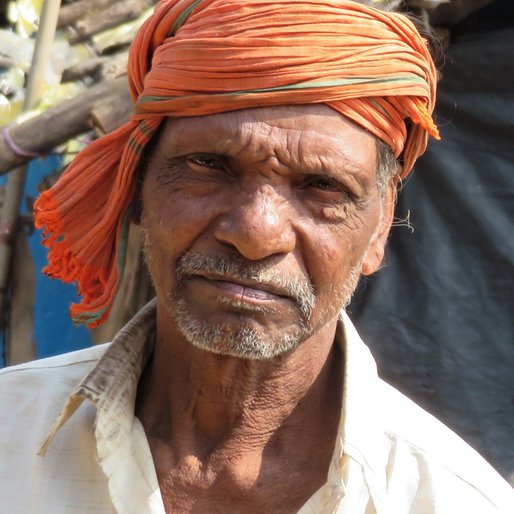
{"left": 160, "top": 120, "right": 375, "bottom": 180}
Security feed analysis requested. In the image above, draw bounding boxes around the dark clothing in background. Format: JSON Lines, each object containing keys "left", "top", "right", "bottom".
{"left": 349, "top": 0, "right": 514, "bottom": 485}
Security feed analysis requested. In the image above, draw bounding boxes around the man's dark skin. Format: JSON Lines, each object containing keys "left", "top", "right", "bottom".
{"left": 135, "top": 104, "right": 396, "bottom": 513}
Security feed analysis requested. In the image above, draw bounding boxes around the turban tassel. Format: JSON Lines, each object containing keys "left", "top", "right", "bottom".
{"left": 34, "top": 0, "right": 439, "bottom": 327}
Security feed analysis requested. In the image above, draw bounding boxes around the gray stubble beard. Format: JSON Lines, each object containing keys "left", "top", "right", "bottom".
{"left": 169, "top": 253, "right": 314, "bottom": 360}
{"left": 167, "top": 252, "right": 364, "bottom": 360}
{"left": 141, "top": 217, "right": 370, "bottom": 361}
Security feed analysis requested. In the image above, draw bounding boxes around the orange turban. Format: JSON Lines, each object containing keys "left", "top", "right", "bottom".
{"left": 34, "top": 0, "right": 439, "bottom": 327}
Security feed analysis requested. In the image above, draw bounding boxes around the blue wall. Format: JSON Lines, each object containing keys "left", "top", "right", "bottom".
{"left": 0, "top": 156, "right": 92, "bottom": 366}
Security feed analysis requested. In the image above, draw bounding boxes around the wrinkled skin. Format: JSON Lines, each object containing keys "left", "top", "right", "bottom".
{"left": 136, "top": 105, "right": 396, "bottom": 513}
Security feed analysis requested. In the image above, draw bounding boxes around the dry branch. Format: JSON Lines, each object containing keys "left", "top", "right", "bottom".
{"left": 91, "top": 86, "right": 132, "bottom": 135}
{"left": 62, "top": 51, "right": 128, "bottom": 82}
{"left": 100, "top": 51, "right": 129, "bottom": 80}
{"left": 61, "top": 56, "right": 107, "bottom": 82}
{"left": 69, "top": 0, "right": 154, "bottom": 44}
{"left": 0, "top": 76, "right": 130, "bottom": 175}
{"left": 57, "top": 0, "right": 119, "bottom": 28}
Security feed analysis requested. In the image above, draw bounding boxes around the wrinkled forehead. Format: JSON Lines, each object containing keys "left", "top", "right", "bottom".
{"left": 149, "top": 105, "right": 379, "bottom": 178}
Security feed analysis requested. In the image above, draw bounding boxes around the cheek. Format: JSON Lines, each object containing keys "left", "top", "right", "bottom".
{"left": 306, "top": 233, "right": 359, "bottom": 291}
{"left": 142, "top": 186, "right": 222, "bottom": 256}
{"left": 302, "top": 205, "right": 381, "bottom": 294}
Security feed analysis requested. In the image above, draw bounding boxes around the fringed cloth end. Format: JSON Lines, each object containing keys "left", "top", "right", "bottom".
{"left": 34, "top": 174, "right": 135, "bottom": 328}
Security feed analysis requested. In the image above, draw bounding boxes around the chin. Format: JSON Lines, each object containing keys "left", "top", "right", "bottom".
{"left": 172, "top": 298, "right": 309, "bottom": 360}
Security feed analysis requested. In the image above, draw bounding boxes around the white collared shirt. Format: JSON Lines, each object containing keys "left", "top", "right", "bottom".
{"left": 0, "top": 300, "right": 512, "bottom": 513}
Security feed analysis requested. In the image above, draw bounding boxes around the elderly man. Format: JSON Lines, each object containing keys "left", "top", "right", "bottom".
{"left": 0, "top": 0, "right": 513, "bottom": 512}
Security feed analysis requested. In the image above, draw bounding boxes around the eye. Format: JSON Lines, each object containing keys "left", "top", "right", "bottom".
{"left": 303, "top": 175, "right": 352, "bottom": 201}
{"left": 309, "top": 177, "right": 342, "bottom": 192}
{"left": 188, "top": 155, "right": 223, "bottom": 170}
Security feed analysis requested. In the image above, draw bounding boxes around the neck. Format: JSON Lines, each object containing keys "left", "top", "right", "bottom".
{"left": 135, "top": 305, "right": 343, "bottom": 458}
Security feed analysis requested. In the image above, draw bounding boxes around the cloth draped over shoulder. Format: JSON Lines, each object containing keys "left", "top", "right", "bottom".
{"left": 34, "top": 0, "right": 440, "bottom": 327}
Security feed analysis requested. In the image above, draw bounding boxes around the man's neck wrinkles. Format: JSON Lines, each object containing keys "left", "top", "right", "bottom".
{"left": 137, "top": 319, "right": 339, "bottom": 453}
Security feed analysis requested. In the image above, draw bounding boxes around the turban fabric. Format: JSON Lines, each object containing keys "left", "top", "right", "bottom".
{"left": 34, "top": 0, "right": 440, "bottom": 327}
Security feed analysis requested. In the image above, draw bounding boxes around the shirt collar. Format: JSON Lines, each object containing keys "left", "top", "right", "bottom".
{"left": 39, "top": 302, "right": 388, "bottom": 506}
{"left": 39, "top": 299, "right": 157, "bottom": 456}
{"left": 338, "top": 310, "right": 389, "bottom": 506}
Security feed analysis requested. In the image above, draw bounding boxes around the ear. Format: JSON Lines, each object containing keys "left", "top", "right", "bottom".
{"left": 360, "top": 179, "right": 397, "bottom": 276}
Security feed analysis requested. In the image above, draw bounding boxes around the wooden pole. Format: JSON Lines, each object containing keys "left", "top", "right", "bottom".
{"left": 0, "top": 0, "right": 62, "bottom": 356}
{"left": 69, "top": 0, "right": 154, "bottom": 44}
{"left": 90, "top": 85, "right": 132, "bottom": 135}
{"left": 0, "top": 76, "right": 129, "bottom": 174}
{"left": 57, "top": 0, "right": 119, "bottom": 28}
{"left": 24, "top": 2, "right": 63, "bottom": 108}
{"left": 61, "top": 50, "right": 128, "bottom": 83}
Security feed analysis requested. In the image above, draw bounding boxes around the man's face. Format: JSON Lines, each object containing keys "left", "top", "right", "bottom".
{"left": 141, "top": 105, "right": 394, "bottom": 359}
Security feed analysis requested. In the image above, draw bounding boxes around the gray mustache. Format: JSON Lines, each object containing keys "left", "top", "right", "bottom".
{"left": 175, "top": 252, "right": 315, "bottom": 319}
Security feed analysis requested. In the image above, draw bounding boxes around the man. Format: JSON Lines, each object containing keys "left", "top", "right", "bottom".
{"left": 0, "top": 0, "right": 513, "bottom": 512}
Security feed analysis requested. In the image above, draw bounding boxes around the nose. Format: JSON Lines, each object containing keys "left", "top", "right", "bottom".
{"left": 213, "top": 186, "right": 296, "bottom": 260}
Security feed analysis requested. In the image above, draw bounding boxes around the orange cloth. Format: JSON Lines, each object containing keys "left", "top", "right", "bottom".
{"left": 34, "top": 0, "right": 439, "bottom": 326}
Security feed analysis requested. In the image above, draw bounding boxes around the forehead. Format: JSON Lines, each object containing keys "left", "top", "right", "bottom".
{"left": 152, "top": 104, "right": 378, "bottom": 177}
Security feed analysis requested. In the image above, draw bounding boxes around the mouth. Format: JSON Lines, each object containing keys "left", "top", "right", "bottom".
{"left": 174, "top": 253, "right": 315, "bottom": 319}
{"left": 188, "top": 272, "right": 294, "bottom": 306}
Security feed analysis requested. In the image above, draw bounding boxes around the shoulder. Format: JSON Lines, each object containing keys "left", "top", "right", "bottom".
{"left": 0, "top": 344, "right": 110, "bottom": 445}
{"left": 0, "top": 343, "right": 109, "bottom": 379}
{"left": 340, "top": 313, "right": 513, "bottom": 512}
{"left": 377, "top": 379, "right": 514, "bottom": 512}
{"left": 0, "top": 344, "right": 109, "bottom": 390}
{"left": 0, "top": 345, "right": 112, "bottom": 510}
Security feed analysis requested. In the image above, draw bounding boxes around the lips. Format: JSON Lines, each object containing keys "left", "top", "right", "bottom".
{"left": 174, "top": 252, "right": 315, "bottom": 318}
{"left": 192, "top": 273, "right": 290, "bottom": 303}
